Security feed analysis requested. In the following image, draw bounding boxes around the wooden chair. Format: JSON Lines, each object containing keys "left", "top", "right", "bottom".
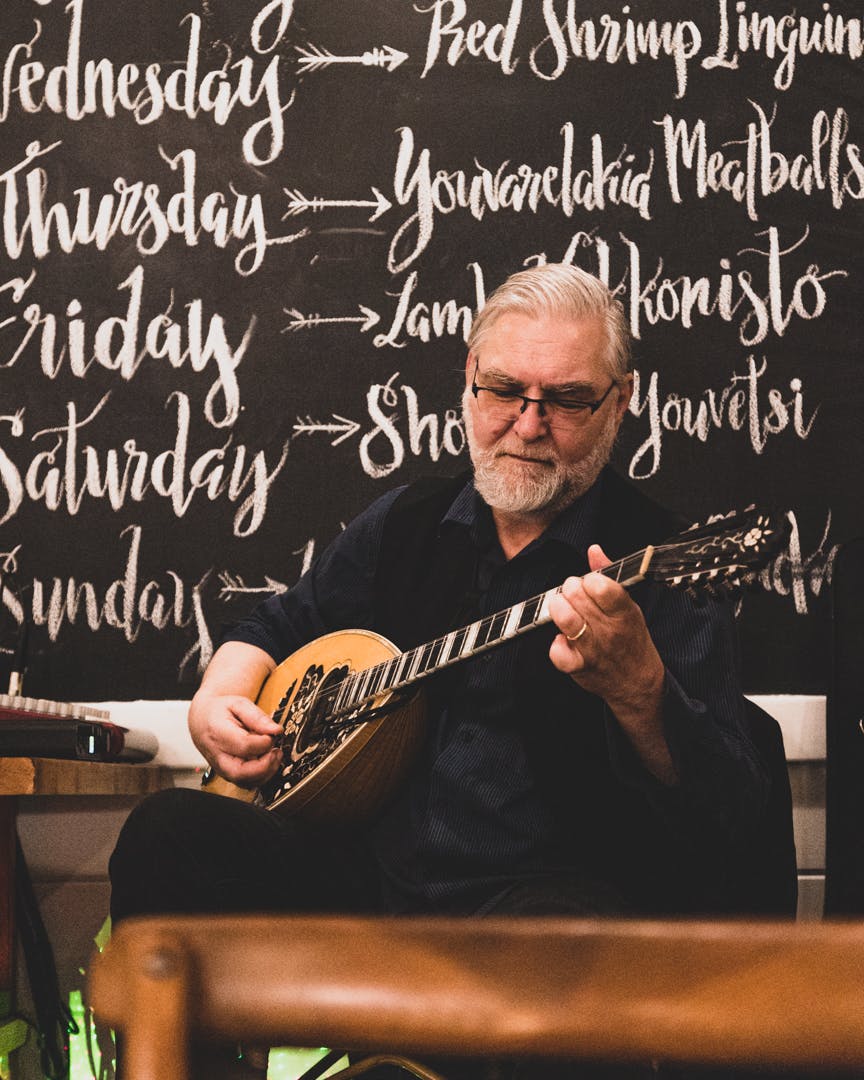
{"left": 89, "top": 914, "right": 864, "bottom": 1080}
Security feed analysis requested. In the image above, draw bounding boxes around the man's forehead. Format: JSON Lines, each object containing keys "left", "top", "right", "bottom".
{"left": 476, "top": 311, "right": 608, "bottom": 383}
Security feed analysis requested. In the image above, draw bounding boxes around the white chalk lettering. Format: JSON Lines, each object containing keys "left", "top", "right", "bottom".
{"left": 704, "top": 0, "right": 864, "bottom": 92}
{"left": 418, "top": 0, "right": 522, "bottom": 76}
{"left": 0, "top": 265, "right": 255, "bottom": 427}
{"left": 616, "top": 226, "right": 846, "bottom": 346}
{"left": 389, "top": 124, "right": 653, "bottom": 272}
{"left": 373, "top": 263, "right": 486, "bottom": 347}
{"left": 359, "top": 373, "right": 465, "bottom": 479}
{"left": 0, "top": 143, "right": 271, "bottom": 275}
{"left": 0, "top": 2, "right": 294, "bottom": 165}
{"left": 627, "top": 356, "right": 818, "bottom": 479}
{"left": 528, "top": 229, "right": 845, "bottom": 346}
{"left": 759, "top": 510, "right": 838, "bottom": 615}
{"left": 0, "top": 392, "right": 290, "bottom": 537}
{"left": 28, "top": 523, "right": 214, "bottom": 673}
{"left": 531, "top": 2, "right": 701, "bottom": 98}
{"left": 659, "top": 102, "right": 864, "bottom": 220}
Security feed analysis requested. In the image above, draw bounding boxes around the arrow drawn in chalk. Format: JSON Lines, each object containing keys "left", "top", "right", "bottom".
{"left": 282, "top": 306, "right": 380, "bottom": 333}
{"left": 282, "top": 187, "right": 392, "bottom": 222}
{"left": 295, "top": 43, "right": 409, "bottom": 74}
{"left": 218, "top": 572, "right": 287, "bottom": 599}
{"left": 292, "top": 415, "right": 361, "bottom": 446}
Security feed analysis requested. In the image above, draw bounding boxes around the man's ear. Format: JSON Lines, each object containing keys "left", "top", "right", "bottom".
{"left": 614, "top": 373, "right": 634, "bottom": 421}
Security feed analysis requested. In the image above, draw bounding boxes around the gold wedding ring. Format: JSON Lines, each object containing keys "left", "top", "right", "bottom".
{"left": 567, "top": 621, "right": 589, "bottom": 643}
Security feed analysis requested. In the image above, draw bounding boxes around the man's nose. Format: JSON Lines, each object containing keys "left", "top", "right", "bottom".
{"left": 512, "top": 398, "right": 550, "bottom": 439}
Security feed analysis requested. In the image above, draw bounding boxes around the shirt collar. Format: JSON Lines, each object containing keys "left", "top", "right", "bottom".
{"left": 441, "top": 468, "right": 608, "bottom": 557}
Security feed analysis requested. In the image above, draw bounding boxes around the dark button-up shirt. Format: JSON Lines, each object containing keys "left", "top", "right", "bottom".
{"left": 224, "top": 474, "right": 767, "bottom": 913}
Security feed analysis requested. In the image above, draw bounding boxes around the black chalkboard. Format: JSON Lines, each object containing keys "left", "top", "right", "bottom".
{"left": 0, "top": 0, "right": 860, "bottom": 701}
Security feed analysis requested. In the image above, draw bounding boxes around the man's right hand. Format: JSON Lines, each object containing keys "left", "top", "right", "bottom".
{"left": 187, "top": 641, "right": 283, "bottom": 787}
{"left": 189, "top": 693, "right": 283, "bottom": 788}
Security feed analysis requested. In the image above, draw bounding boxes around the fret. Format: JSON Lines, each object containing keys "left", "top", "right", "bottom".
{"left": 469, "top": 616, "right": 490, "bottom": 650}
{"left": 358, "top": 660, "right": 380, "bottom": 704}
{"left": 518, "top": 595, "right": 544, "bottom": 629}
{"left": 377, "top": 656, "right": 400, "bottom": 693}
{"left": 406, "top": 644, "right": 426, "bottom": 681}
{"left": 364, "top": 662, "right": 387, "bottom": 699}
{"left": 608, "top": 549, "right": 650, "bottom": 588}
{"left": 392, "top": 651, "right": 411, "bottom": 687}
{"left": 414, "top": 639, "right": 438, "bottom": 677}
{"left": 484, "top": 610, "right": 509, "bottom": 645}
{"left": 461, "top": 619, "right": 481, "bottom": 656}
{"left": 339, "top": 672, "right": 361, "bottom": 711}
{"left": 425, "top": 636, "right": 446, "bottom": 671}
{"left": 447, "top": 626, "right": 470, "bottom": 661}
{"left": 536, "top": 587, "right": 559, "bottom": 623}
{"left": 438, "top": 629, "right": 459, "bottom": 666}
{"left": 352, "top": 666, "right": 371, "bottom": 704}
{"left": 503, "top": 602, "right": 525, "bottom": 638}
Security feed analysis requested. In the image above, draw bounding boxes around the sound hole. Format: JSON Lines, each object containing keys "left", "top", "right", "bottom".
{"left": 293, "top": 663, "right": 349, "bottom": 753}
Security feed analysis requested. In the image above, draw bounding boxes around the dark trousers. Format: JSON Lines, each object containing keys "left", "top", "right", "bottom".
{"left": 109, "top": 786, "right": 635, "bottom": 924}
{"left": 110, "top": 786, "right": 385, "bottom": 922}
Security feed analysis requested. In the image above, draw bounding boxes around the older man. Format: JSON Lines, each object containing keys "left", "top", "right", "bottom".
{"left": 111, "top": 262, "right": 768, "bottom": 926}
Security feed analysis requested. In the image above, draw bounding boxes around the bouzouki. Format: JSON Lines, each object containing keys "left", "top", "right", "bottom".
{"left": 203, "top": 507, "right": 789, "bottom": 823}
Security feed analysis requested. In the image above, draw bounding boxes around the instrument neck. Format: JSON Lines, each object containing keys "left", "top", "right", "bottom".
{"left": 333, "top": 545, "right": 653, "bottom": 717}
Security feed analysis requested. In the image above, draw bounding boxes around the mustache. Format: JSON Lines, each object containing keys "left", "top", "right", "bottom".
{"left": 493, "top": 448, "right": 555, "bottom": 464}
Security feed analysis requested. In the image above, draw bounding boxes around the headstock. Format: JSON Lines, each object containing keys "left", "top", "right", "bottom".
{"left": 646, "top": 508, "right": 790, "bottom": 600}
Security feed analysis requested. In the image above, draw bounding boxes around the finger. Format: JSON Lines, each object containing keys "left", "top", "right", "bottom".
{"left": 587, "top": 543, "right": 613, "bottom": 571}
{"left": 551, "top": 580, "right": 592, "bottom": 635}
{"left": 220, "top": 727, "right": 280, "bottom": 760}
{"left": 558, "top": 575, "right": 610, "bottom": 624}
{"left": 549, "top": 632, "right": 588, "bottom": 675}
{"left": 219, "top": 746, "right": 282, "bottom": 787}
{"left": 231, "top": 697, "right": 282, "bottom": 736}
{"left": 581, "top": 566, "right": 631, "bottom": 616}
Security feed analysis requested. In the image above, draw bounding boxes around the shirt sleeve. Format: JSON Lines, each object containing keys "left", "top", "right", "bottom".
{"left": 220, "top": 486, "right": 404, "bottom": 663}
{"left": 605, "top": 585, "right": 769, "bottom": 836}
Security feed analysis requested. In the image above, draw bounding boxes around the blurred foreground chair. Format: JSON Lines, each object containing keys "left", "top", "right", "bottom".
{"left": 89, "top": 914, "right": 864, "bottom": 1080}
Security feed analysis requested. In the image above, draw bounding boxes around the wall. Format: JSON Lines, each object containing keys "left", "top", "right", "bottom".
{"left": 0, "top": 0, "right": 861, "bottom": 700}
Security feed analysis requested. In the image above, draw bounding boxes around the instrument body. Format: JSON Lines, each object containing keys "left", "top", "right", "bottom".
{"left": 203, "top": 630, "right": 426, "bottom": 823}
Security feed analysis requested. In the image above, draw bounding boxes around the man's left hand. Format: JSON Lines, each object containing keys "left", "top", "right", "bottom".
{"left": 548, "top": 543, "right": 676, "bottom": 784}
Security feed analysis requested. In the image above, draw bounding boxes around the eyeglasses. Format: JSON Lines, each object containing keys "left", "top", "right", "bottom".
{"left": 470, "top": 361, "right": 617, "bottom": 427}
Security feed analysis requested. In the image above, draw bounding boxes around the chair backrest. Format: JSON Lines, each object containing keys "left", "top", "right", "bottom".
{"left": 733, "top": 698, "right": 798, "bottom": 916}
{"left": 90, "top": 913, "right": 864, "bottom": 1080}
{"left": 825, "top": 537, "right": 864, "bottom": 914}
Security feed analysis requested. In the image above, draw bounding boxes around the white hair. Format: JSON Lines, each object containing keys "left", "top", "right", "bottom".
{"left": 468, "top": 263, "right": 631, "bottom": 379}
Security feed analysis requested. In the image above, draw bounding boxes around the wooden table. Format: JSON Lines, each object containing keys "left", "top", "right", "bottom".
{"left": 0, "top": 758, "right": 173, "bottom": 1064}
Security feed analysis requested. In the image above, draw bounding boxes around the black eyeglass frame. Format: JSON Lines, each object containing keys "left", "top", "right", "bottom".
{"left": 470, "top": 360, "right": 617, "bottom": 420}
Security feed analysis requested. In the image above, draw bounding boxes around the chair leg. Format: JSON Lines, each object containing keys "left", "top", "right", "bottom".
{"left": 125, "top": 931, "right": 191, "bottom": 1080}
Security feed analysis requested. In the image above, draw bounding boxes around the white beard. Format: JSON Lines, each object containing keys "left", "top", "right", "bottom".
{"left": 462, "top": 387, "right": 619, "bottom": 516}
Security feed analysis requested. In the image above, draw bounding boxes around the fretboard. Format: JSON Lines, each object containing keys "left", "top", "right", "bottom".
{"left": 329, "top": 545, "right": 653, "bottom": 722}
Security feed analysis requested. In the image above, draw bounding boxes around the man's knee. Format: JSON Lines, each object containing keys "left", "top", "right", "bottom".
{"left": 109, "top": 788, "right": 223, "bottom": 920}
